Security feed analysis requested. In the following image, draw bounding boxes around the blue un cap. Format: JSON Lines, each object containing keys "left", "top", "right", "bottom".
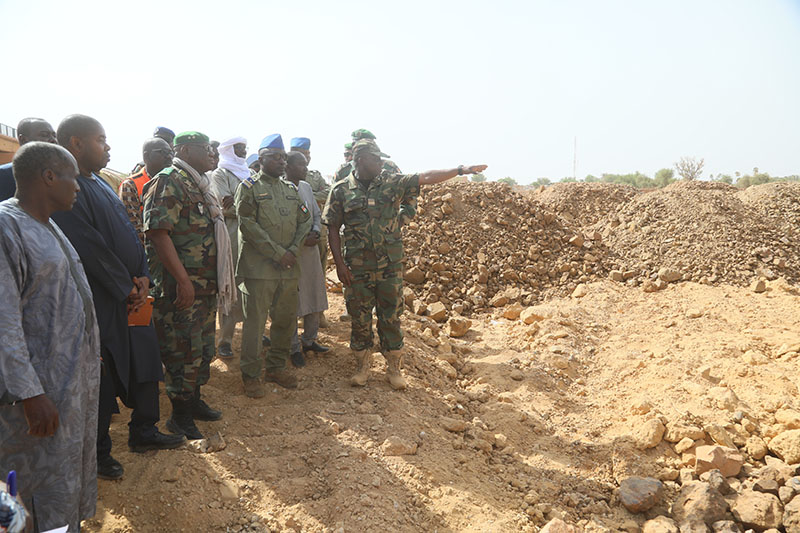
{"left": 290, "top": 137, "right": 311, "bottom": 150}
{"left": 259, "top": 134, "right": 284, "bottom": 151}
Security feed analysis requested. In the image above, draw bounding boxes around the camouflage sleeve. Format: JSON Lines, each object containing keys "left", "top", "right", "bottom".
{"left": 118, "top": 178, "right": 144, "bottom": 240}
{"left": 321, "top": 185, "right": 343, "bottom": 228}
{"left": 288, "top": 195, "right": 313, "bottom": 257}
{"left": 143, "top": 175, "right": 182, "bottom": 233}
{"left": 234, "top": 182, "right": 286, "bottom": 262}
{"left": 309, "top": 171, "right": 330, "bottom": 205}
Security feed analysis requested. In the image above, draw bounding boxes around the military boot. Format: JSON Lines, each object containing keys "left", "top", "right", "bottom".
{"left": 166, "top": 397, "right": 204, "bottom": 440}
{"left": 384, "top": 350, "right": 407, "bottom": 390}
{"left": 192, "top": 388, "right": 222, "bottom": 421}
{"left": 350, "top": 349, "right": 371, "bottom": 387}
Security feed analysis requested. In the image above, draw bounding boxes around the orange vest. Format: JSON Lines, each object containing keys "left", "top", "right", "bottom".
{"left": 132, "top": 168, "right": 151, "bottom": 200}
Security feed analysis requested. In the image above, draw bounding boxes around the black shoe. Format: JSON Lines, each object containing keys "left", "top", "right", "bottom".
{"left": 128, "top": 430, "right": 186, "bottom": 453}
{"left": 97, "top": 455, "right": 124, "bottom": 480}
{"left": 262, "top": 335, "right": 271, "bottom": 347}
{"left": 167, "top": 398, "right": 204, "bottom": 440}
{"left": 303, "top": 342, "right": 330, "bottom": 353}
{"left": 217, "top": 342, "right": 234, "bottom": 359}
{"left": 290, "top": 351, "right": 306, "bottom": 368}
{"left": 192, "top": 390, "right": 222, "bottom": 421}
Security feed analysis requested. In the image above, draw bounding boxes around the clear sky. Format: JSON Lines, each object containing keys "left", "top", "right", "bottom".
{"left": 2, "top": 0, "right": 799, "bottom": 183}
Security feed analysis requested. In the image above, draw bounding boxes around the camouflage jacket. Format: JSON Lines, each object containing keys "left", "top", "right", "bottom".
{"left": 142, "top": 165, "right": 218, "bottom": 297}
{"left": 304, "top": 169, "right": 330, "bottom": 207}
{"left": 322, "top": 169, "right": 420, "bottom": 272}
{"left": 334, "top": 160, "right": 417, "bottom": 225}
{"left": 235, "top": 171, "right": 312, "bottom": 280}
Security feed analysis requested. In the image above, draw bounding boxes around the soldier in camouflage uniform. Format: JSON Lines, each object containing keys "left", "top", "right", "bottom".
{"left": 323, "top": 139, "right": 486, "bottom": 389}
{"left": 143, "top": 131, "right": 222, "bottom": 439}
{"left": 236, "top": 134, "right": 312, "bottom": 398}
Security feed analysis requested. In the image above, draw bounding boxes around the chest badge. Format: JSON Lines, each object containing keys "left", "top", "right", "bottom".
{"left": 367, "top": 198, "right": 376, "bottom": 207}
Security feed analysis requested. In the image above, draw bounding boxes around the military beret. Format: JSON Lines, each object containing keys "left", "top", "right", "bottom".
{"left": 344, "top": 142, "right": 353, "bottom": 150}
{"left": 290, "top": 137, "right": 311, "bottom": 150}
{"left": 153, "top": 126, "right": 175, "bottom": 137}
{"left": 259, "top": 133, "right": 284, "bottom": 151}
{"left": 352, "top": 139, "right": 390, "bottom": 159}
{"left": 351, "top": 128, "right": 376, "bottom": 141}
{"left": 246, "top": 154, "right": 259, "bottom": 166}
{"left": 173, "top": 131, "right": 210, "bottom": 146}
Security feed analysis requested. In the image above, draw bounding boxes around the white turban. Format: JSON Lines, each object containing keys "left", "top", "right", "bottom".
{"left": 218, "top": 136, "right": 250, "bottom": 180}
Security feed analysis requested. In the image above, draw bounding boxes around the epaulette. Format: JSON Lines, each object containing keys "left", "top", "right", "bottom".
{"left": 156, "top": 166, "right": 178, "bottom": 179}
{"left": 284, "top": 180, "right": 298, "bottom": 191}
{"left": 241, "top": 176, "right": 256, "bottom": 189}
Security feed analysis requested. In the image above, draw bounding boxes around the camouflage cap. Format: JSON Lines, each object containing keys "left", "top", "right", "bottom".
{"left": 344, "top": 142, "right": 353, "bottom": 150}
{"left": 173, "top": 131, "right": 210, "bottom": 146}
{"left": 351, "top": 128, "right": 376, "bottom": 141}
{"left": 352, "top": 139, "right": 390, "bottom": 159}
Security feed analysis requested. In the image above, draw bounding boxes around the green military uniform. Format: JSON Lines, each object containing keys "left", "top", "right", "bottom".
{"left": 304, "top": 169, "right": 330, "bottom": 271}
{"left": 322, "top": 167, "right": 420, "bottom": 351}
{"left": 334, "top": 159, "right": 417, "bottom": 225}
{"left": 236, "top": 171, "right": 312, "bottom": 379}
{"left": 143, "top": 165, "right": 217, "bottom": 401}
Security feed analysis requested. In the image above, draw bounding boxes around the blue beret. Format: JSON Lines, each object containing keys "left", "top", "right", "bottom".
{"left": 246, "top": 154, "right": 259, "bottom": 166}
{"left": 290, "top": 137, "right": 311, "bottom": 150}
{"left": 154, "top": 126, "right": 175, "bottom": 137}
{"left": 259, "top": 134, "right": 284, "bottom": 151}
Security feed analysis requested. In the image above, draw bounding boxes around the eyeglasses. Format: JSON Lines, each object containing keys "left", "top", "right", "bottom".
{"left": 150, "top": 148, "right": 174, "bottom": 157}
{"left": 263, "top": 152, "right": 287, "bottom": 161}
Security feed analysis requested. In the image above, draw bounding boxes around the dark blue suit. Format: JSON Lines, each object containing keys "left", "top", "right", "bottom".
{"left": 0, "top": 163, "right": 15, "bottom": 202}
{"left": 51, "top": 174, "right": 164, "bottom": 454}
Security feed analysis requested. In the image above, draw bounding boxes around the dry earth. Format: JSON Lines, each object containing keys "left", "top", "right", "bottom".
{"left": 82, "top": 277, "right": 799, "bottom": 533}
{"left": 81, "top": 182, "right": 800, "bottom": 532}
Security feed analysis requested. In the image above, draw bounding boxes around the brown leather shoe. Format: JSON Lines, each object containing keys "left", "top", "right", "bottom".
{"left": 264, "top": 368, "right": 298, "bottom": 389}
{"left": 243, "top": 378, "right": 266, "bottom": 398}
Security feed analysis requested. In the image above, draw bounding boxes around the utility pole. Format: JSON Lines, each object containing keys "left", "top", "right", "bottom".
{"left": 573, "top": 136, "right": 577, "bottom": 180}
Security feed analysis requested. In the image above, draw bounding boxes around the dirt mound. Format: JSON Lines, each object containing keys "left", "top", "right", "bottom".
{"left": 531, "top": 182, "right": 639, "bottom": 229}
{"left": 737, "top": 181, "right": 800, "bottom": 238}
{"left": 401, "top": 180, "right": 608, "bottom": 316}
{"left": 596, "top": 180, "right": 799, "bottom": 286}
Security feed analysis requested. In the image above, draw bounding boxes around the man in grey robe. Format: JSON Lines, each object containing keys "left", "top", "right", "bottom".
{"left": 284, "top": 152, "right": 329, "bottom": 368}
{"left": 0, "top": 142, "right": 101, "bottom": 532}
{"left": 210, "top": 136, "right": 249, "bottom": 359}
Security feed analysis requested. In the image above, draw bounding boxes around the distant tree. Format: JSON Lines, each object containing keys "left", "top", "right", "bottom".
{"left": 717, "top": 174, "right": 733, "bottom": 184}
{"left": 531, "top": 177, "right": 551, "bottom": 187}
{"left": 470, "top": 172, "right": 487, "bottom": 182}
{"left": 584, "top": 174, "right": 599, "bottom": 182}
{"left": 560, "top": 176, "right": 578, "bottom": 183}
{"left": 496, "top": 177, "right": 517, "bottom": 186}
{"left": 654, "top": 168, "right": 675, "bottom": 188}
{"left": 601, "top": 171, "right": 653, "bottom": 188}
{"left": 674, "top": 156, "right": 704, "bottom": 181}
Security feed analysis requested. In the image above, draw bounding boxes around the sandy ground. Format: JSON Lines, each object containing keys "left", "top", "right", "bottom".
{"left": 79, "top": 277, "right": 800, "bottom": 533}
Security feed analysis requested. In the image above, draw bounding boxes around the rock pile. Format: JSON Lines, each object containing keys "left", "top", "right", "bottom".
{"left": 595, "top": 181, "right": 800, "bottom": 287}
{"left": 617, "top": 402, "right": 800, "bottom": 532}
{"left": 401, "top": 180, "right": 609, "bottom": 317}
{"left": 737, "top": 182, "right": 800, "bottom": 239}
{"left": 531, "top": 182, "right": 639, "bottom": 228}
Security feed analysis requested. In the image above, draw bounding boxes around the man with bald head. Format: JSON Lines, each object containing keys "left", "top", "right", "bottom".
{"left": 52, "top": 114, "right": 184, "bottom": 481}
{"left": 0, "top": 117, "right": 57, "bottom": 201}
{"left": 0, "top": 142, "right": 101, "bottom": 531}
{"left": 119, "top": 138, "right": 174, "bottom": 243}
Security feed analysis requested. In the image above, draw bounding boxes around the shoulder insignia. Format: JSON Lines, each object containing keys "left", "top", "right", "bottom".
{"left": 154, "top": 166, "right": 177, "bottom": 179}
{"left": 241, "top": 176, "right": 256, "bottom": 189}
{"left": 284, "top": 180, "right": 298, "bottom": 191}
{"left": 299, "top": 203, "right": 309, "bottom": 214}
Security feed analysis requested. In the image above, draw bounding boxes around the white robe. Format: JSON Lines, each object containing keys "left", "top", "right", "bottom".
{"left": 0, "top": 199, "right": 101, "bottom": 532}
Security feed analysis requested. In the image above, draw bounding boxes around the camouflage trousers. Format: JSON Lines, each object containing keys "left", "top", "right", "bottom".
{"left": 317, "top": 222, "right": 328, "bottom": 273}
{"left": 153, "top": 295, "right": 216, "bottom": 400}
{"left": 344, "top": 265, "right": 404, "bottom": 351}
{"left": 240, "top": 277, "right": 298, "bottom": 379}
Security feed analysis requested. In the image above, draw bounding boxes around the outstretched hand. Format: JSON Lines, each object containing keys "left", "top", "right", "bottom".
{"left": 463, "top": 164, "right": 488, "bottom": 174}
